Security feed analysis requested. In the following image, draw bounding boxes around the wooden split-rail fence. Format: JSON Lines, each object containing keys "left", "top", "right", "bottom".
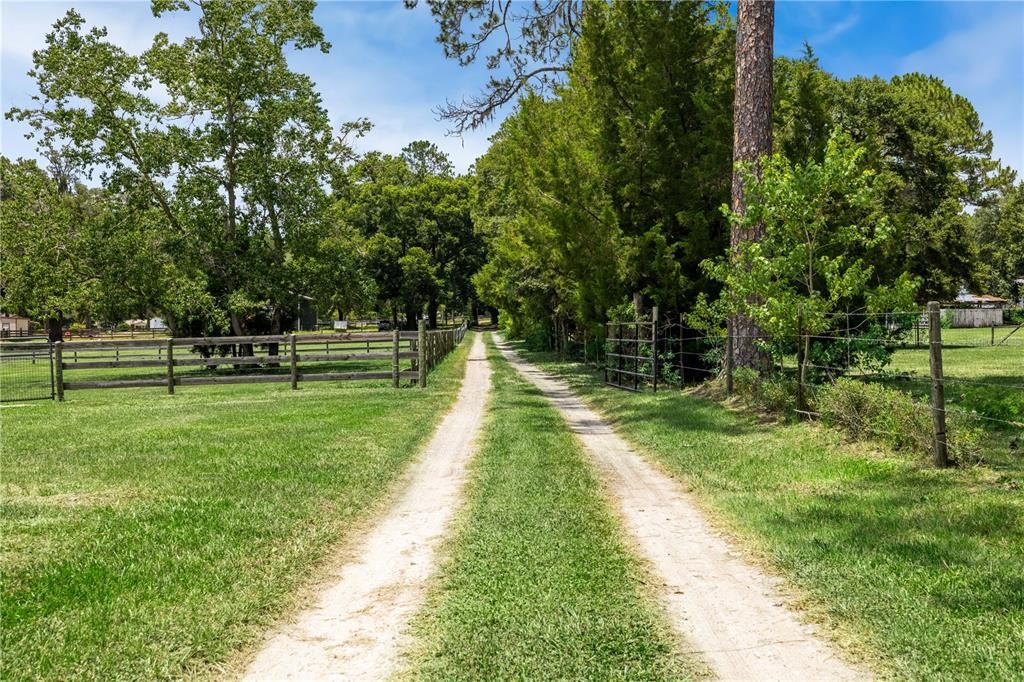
{"left": 51, "top": 320, "right": 468, "bottom": 400}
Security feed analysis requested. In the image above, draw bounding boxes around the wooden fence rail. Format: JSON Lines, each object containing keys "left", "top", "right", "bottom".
{"left": 54, "top": 322, "right": 469, "bottom": 399}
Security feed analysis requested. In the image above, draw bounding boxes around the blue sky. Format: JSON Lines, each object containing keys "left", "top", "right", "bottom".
{"left": 1, "top": 1, "right": 1022, "bottom": 175}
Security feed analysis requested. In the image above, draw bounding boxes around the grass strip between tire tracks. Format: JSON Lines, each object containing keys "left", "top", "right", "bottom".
{"left": 515, "top": 341, "right": 1024, "bottom": 681}
{"left": 402, "top": 334, "right": 702, "bottom": 681}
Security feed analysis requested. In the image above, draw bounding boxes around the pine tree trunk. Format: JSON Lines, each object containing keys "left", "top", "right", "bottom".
{"left": 730, "top": 0, "right": 774, "bottom": 369}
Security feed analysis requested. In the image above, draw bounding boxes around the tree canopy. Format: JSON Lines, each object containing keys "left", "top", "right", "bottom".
{"left": 2, "top": 0, "right": 1017, "bottom": 351}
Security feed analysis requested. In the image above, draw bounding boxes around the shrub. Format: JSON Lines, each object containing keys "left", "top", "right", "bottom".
{"left": 730, "top": 367, "right": 798, "bottom": 415}
{"left": 816, "top": 379, "right": 982, "bottom": 461}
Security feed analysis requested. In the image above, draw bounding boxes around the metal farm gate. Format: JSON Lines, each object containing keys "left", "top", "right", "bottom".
{"left": 0, "top": 337, "right": 55, "bottom": 402}
{"left": 604, "top": 319, "right": 657, "bottom": 391}
{"left": 604, "top": 308, "right": 721, "bottom": 392}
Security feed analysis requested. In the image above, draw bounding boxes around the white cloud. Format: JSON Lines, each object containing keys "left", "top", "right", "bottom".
{"left": 811, "top": 12, "right": 859, "bottom": 46}
{"left": 0, "top": 1, "right": 194, "bottom": 63}
{"left": 899, "top": 8, "right": 1024, "bottom": 174}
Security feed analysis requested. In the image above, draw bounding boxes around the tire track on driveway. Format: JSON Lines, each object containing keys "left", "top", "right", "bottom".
{"left": 243, "top": 333, "right": 491, "bottom": 681}
{"left": 495, "top": 337, "right": 869, "bottom": 682}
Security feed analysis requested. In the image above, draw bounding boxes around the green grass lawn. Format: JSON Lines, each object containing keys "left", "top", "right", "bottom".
{"left": 512, "top": 341, "right": 1024, "bottom": 681}
{"left": 886, "top": 326, "right": 1023, "bottom": 464}
{"left": 403, "top": 335, "right": 698, "bottom": 681}
{"left": 0, "top": 337, "right": 471, "bottom": 681}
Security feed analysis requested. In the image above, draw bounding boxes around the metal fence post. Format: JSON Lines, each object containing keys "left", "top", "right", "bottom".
{"left": 651, "top": 306, "right": 659, "bottom": 392}
{"left": 54, "top": 341, "right": 64, "bottom": 402}
{"left": 603, "top": 323, "right": 608, "bottom": 385}
{"left": 633, "top": 321, "right": 639, "bottom": 392}
{"left": 290, "top": 333, "right": 298, "bottom": 390}
{"left": 392, "top": 328, "right": 400, "bottom": 388}
{"left": 928, "top": 301, "right": 949, "bottom": 467}
{"left": 678, "top": 313, "right": 685, "bottom": 388}
{"left": 418, "top": 319, "right": 426, "bottom": 388}
{"left": 618, "top": 322, "right": 623, "bottom": 389}
{"left": 166, "top": 339, "right": 174, "bottom": 395}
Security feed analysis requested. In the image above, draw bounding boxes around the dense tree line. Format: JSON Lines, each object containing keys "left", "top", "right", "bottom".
{"left": 457, "top": 3, "right": 1016, "bottom": 347}
{"left": 3, "top": 0, "right": 1019, "bottom": 350}
{"left": 1, "top": 1, "right": 484, "bottom": 339}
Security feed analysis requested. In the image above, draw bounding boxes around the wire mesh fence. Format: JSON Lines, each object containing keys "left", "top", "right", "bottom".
{"left": 0, "top": 338, "right": 55, "bottom": 402}
{"left": 598, "top": 305, "right": 1023, "bottom": 465}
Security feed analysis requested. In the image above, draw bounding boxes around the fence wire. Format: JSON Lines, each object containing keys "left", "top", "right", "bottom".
{"left": 594, "top": 307, "right": 1022, "bottom": 464}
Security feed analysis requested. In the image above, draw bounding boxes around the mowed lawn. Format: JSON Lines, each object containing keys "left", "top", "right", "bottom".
{"left": 1, "top": 338, "right": 470, "bottom": 681}
{"left": 514, "top": 342, "right": 1024, "bottom": 680}
{"left": 403, "top": 335, "right": 698, "bottom": 680}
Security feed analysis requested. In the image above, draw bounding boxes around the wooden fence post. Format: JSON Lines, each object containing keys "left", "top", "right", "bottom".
{"left": 725, "top": 328, "right": 734, "bottom": 395}
{"left": 928, "top": 301, "right": 949, "bottom": 467}
{"left": 290, "top": 333, "right": 298, "bottom": 390}
{"left": 166, "top": 339, "right": 174, "bottom": 395}
{"left": 392, "top": 328, "right": 400, "bottom": 388}
{"left": 418, "top": 319, "right": 426, "bottom": 388}
{"left": 651, "top": 306, "right": 659, "bottom": 392}
{"left": 991, "top": 323, "right": 995, "bottom": 346}
{"left": 54, "top": 341, "right": 64, "bottom": 402}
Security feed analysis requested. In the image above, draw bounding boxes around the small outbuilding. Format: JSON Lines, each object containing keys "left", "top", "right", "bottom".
{"left": 0, "top": 314, "right": 33, "bottom": 337}
{"left": 943, "top": 290, "right": 1008, "bottom": 327}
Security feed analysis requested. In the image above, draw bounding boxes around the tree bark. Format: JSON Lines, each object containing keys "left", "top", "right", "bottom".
{"left": 730, "top": 0, "right": 774, "bottom": 369}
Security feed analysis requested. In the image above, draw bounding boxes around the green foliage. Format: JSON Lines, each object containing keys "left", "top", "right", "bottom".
{"left": 773, "top": 45, "right": 832, "bottom": 165}
{"left": 471, "top": 93, "right": 625, "bottom": 340}
{"left": 816, "top": 379, "right": 981, "bottom": 461}
{"left": 973, "top": 182, "right": 1024, "bottom": 301}
{"left": 574, "top": 1, "right": 734, "bottom": 309}
{"left": 0, "top": 156, "right": 221, "bottom": 331}
{"left": 704, "top": 132, "right": 919, "bottom": 344}
{"left": 472, "top": 3, "right": 735, "bottom": 344}
{"left": 343, "top": 146, "right": 483, "bottom": 326}
{"left": 731, "top": 367, "right": 799, "bottom": 415}
{"left": 774, "top": 56, "right": 1015, "bottom": 301}
{"left": 5, "top": 2, "right": 369, "bottom": 334}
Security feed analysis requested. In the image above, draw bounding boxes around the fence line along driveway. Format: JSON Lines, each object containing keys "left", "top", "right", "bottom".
{"left": 51, "top": 321, "right": 467, "bottom": 398}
